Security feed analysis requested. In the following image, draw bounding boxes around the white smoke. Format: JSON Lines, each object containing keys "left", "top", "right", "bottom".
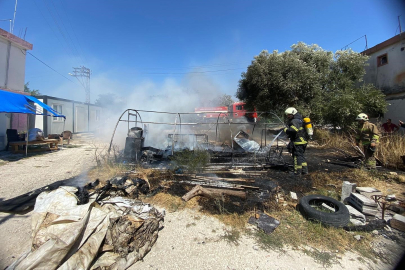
{"left": 94, "top": 72, "right": 230, "bottom": 150}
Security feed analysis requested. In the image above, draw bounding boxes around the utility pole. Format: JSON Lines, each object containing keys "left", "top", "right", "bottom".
{"left": 69, "top": 66, "right": 91, "bottom": 103}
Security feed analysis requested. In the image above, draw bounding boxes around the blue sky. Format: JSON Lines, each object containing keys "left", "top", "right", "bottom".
{"left": 0, "top": 0, "right": 404, "bottom": 106}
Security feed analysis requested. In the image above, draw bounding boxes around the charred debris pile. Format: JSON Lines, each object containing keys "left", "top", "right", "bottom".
{"left": 106, "top": 109, "right": 292, "bottom": 205}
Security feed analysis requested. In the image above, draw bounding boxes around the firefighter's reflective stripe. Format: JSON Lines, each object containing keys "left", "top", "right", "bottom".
{"left": 294, "top": 156, "right": 302, "bottom": 172}
{"left": 290, "top": 126, "right": 308, "bottom": 145}
{"left": 361, "top": 135, "right": 379, "bottom": 145}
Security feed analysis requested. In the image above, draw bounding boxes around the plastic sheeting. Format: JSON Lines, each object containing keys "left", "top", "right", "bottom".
{"left": 7, "top": 187, "right": 164, "bottom": 270}
{"left": 233, "top": 130, "right": 260, "bottom": 152}
{"left": 0, "top": 89, "right": 65, "bottom": 118}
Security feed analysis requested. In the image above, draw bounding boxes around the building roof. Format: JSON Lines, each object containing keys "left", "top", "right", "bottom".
{"left": 361, "top": 33, "right": 405, "bottom": 56}
{"left": 36, "top": 95, "right": 100, "bottom": 106}
{"left": 0, "top": 28, "right": 33, "bottom": 50}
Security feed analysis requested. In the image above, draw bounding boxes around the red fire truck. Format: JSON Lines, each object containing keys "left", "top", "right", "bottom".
{"left": 194, "top": 102, "right": 257, "bottom": 123}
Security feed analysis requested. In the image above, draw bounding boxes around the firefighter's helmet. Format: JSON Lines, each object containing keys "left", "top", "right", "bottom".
{"left": 355, "top": 113, "right": 369, "bottom": 121}
{"left": 285, "top": 107, "right": 297, "bottom": 116}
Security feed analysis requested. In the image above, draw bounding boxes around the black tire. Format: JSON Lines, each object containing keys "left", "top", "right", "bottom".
{"left": 298, "top": 194, "right": 349, "bottom": 227}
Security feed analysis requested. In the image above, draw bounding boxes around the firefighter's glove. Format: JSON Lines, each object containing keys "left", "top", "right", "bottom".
{"left": 369, "top": 142, "right": 376, "bottom": 152}
{"left": 283, "top": 128, "right": 287, "bottom": 133}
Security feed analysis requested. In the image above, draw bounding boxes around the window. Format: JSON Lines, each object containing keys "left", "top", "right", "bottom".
{"left": 52, "top": 104, "right": 63, "bottom": 121}
{"left": 236, "top": 105, "right": 243, "bottom": 110}
{"left": 377, "top": 54, "right": 388, "bottom": 67}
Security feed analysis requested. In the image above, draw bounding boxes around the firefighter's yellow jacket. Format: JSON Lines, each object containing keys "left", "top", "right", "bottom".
{"left": 355, "top": 121, "right": 380, "bottom": 145}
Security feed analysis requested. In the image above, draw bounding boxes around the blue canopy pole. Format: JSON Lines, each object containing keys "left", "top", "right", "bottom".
{"left": 62, "top": 119, "right": 66, "bottom": 149}
{"left": 26, "top": 115, "right": 29, "bottom": 156}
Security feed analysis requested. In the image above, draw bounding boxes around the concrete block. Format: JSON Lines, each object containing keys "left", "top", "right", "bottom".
{"left": 346, "top": 205, "right": 366, "bottom": 222}
{"left": 348, "top": 193, "right": 379, "bottom": 216}
{"left": 350, "top": 192, "right": 378, "bottom": 207}
{"left": 356, "top": 187, "right": 383, "bottom": 200}
{"left": 341, "top": 181, "right": 356, "bottom": 203}
{"left": 350, "top": 219, "right": 366, "bottom": 226}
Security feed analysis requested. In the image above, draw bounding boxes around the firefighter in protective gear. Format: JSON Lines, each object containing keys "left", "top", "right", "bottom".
{"left": 355, "top": 113, "right": 380, "bottom": 169}
{"left": 284, "top": 107, "right": 308, "bottom": 175}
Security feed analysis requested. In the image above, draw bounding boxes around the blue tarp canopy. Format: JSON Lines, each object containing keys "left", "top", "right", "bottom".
{"left": 0, "top": 89, "right": 65, "bottom": 118}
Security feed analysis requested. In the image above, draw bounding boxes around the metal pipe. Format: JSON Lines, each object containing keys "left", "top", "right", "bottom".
{"left": 108, "top": 109, "right": 129, "bottom": 153}
{"left": 26, "top": 114, "right": 29, "bottom": 156}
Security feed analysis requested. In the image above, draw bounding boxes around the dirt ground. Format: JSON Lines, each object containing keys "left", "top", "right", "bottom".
{"left": 0, "top": 142, "right": 404, "bottom": 269}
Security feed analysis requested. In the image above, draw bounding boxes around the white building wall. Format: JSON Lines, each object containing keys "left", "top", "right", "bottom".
{"left": 7, "top": 45, "right": 27, "bottom": 91}
{"left": 88, "top": 105, "right": 102, "bottom": 132}
{"left": 0, "top": 35, "right": 27, "bottom": 92}
{"left": 34, "top": 99, "right": 44, "bottom": 131}
{"left": 47, "top": 98, "right": 74, "bottom": 135}
{"left": 363, "top": 38, "right": 405, "bottom": 94}
{"left": 74, "top": 103, "right": 89, "bottom": 133}
{"left": 0, "top": 39, "right": 9, "bottom": 89}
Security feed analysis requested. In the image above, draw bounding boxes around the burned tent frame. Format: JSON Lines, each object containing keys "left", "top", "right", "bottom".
{"left": 108, "top": 109, "right": 286, "bottom": 157}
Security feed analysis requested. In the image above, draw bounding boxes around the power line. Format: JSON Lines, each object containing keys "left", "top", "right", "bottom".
{"left": 41, "top": 0, "right": 76, "bottom": 57}
{"left": 27, "top": 51, "right": 78, "bottom": 84}
{"left": 59, "top": 0, "right": 88, "bottom": 65}
{"left": 33, "top": 0, "right": 72, "bottom": 57}
{"left": 341, "top": 35, "right": 368, "bottom": 51}
{"left": 49, "top": 0, "right": 85, "bottom": 64}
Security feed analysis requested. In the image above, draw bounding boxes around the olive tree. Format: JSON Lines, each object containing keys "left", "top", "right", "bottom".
{"left": 237, "top": 42, "right": 387, "bottom": 129}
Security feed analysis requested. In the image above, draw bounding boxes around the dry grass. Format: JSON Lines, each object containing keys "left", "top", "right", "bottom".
{"left": 378, "top": 134, "right": 405, "bottom": 168}
{"left": 143, "top": 192, "right": 187, "bottom": 212}
{"left": 314, "top": 128, "right": 405, "bottom": 170}
{"left": 214, "top": 212, "right": 250, "bottom": 229}
{"left": 87, "top": 161, "right": 126, "bottom": 184}
{"left": 130, "top": 167, "right": 175, "bottom": 190}
{"left": 309, "top": 169, "right": 405, "bottom": 200}
{"left": 313, "top": 129, "right": 354, "bottom": 151}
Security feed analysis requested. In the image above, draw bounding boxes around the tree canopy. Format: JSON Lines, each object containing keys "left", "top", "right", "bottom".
{"left": 237, "top": 42, "right": 387, "bottom": 129}
{"left": 95, "top": 93, "right": 126, "bottom": 113}
{"left": 24, "top": 82, "right": 41, "bottom": 96}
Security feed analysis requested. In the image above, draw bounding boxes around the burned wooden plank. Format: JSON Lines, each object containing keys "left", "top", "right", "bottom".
{"left": 194, "top": 175, "right": 255, "bottom": 183}
{"left": 177, "top": 180, "right": 245, "bottom": 190}
{"left": 182, "top": 185, "right": 246, "bottom": 201}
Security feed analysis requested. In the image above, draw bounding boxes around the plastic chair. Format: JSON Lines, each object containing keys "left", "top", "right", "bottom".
{"left": 6, "top": 129, "right": 21, "bottom": 151}
{"left": 61, "top": 131, "right": 72, "bottom": 144}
